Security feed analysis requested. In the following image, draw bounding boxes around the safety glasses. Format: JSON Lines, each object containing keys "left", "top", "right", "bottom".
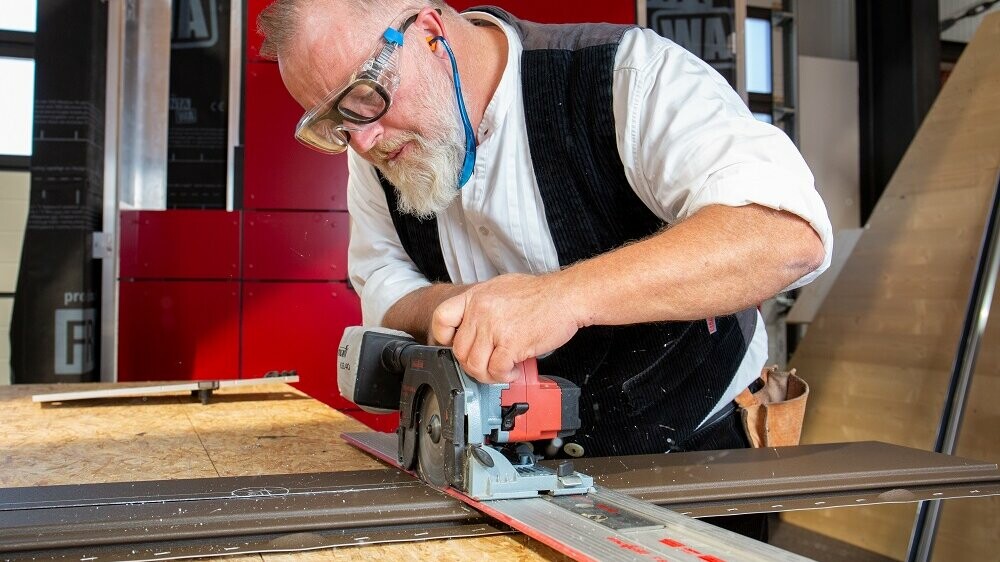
{"left": 294, "top": 12, "right": 426, "bottom": 154}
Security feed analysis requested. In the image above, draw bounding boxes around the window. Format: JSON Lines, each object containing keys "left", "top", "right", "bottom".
{"left": 745, "top": 8, "right": 775, "bottom": 126}
{"left": 745, "top": 17, "right": 772, "bottom": 94}
{"left": 0, "top": 57, "right": 35, "bottom": 156}
{"left": 0, "top": 0, "right": 36, "bottom": 169}
{"left": 0, "top": 0, "right": 37, "bottom": 33}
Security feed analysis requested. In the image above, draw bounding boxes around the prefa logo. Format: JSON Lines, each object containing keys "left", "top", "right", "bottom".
{"left": 63, "top": 291, "right": 95, "bottom": 306}
{"left": 172, "top": 0, "right": 218, "bottom": 49}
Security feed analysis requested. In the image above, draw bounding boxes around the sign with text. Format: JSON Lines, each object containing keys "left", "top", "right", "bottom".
{"left": 647, "top": 0, "right": 738, "bottom": 88}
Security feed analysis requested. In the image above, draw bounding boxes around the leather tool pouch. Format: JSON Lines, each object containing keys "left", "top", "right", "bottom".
{"left": 734, "top": 366, "right": 809, "bottom": 447}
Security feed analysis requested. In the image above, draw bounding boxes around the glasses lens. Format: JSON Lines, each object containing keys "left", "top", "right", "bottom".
{"left": 338, "top": 82, "right": 388, "bottom": 122}
{"left": 296, "top": 117, "right": 351, "bottom": 153}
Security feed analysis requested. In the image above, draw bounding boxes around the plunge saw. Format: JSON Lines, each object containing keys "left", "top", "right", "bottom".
{"left": 337, "top": 326, "right": 594, "bottom": 500}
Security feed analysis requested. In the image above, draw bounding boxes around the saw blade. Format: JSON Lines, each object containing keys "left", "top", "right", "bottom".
{"left": 417, "top": 389, "right": 448, "bottom": 487}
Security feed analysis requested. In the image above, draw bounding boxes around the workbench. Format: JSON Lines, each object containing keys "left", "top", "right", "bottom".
{"left": 0, "top": 383, "right": 565, "bottom": 561}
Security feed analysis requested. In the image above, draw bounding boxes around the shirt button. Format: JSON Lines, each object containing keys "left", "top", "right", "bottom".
{"left": 478, "top": 226, "right": 490, "bottom": 236}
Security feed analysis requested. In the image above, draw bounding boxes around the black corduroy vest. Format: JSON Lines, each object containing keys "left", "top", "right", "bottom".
{"left": 376, "top": 6, "right": 757, "bottom": 457}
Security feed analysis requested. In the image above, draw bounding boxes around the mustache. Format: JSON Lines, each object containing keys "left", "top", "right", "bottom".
{"left": 370, "top": 134, "right": 418, "bottom": 163}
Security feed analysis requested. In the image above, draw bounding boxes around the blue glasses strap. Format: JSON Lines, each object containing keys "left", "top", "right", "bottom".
{"left": 432, "top": 36, "right": 476, "bottom": 188}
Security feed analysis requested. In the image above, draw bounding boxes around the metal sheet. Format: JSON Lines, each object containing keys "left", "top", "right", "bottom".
{"left": 566, "top": 440, "right": 1000, "bottom": 505}
{"left": 4, "top": 522, "right": 510, "bottom": 562}
{"left": 344, "top": 432, "right": 1000, "bottom": 516}
{"left": 0, "top": 470, "right": 482, "bottom": 552}
{"left": 4, "top": 436, "right": 1000, "bottom": 558}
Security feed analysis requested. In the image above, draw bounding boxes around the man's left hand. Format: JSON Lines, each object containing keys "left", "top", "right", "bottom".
{"left": 430, "top": 273, "right": 581, "bottom": 383}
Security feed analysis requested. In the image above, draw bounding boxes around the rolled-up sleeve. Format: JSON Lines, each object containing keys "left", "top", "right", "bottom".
{"left": 613, "top": 29, "right": 833, "bottom": 291}
{"left": 346, "top": 150, "right": 431, "bottom": 325}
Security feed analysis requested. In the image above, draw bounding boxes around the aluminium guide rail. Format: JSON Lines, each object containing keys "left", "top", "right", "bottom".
{"left": 343, "top": 431, "right": 812, "bottom": 561}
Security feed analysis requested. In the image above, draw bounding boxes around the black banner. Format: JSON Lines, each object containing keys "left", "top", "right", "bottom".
{"left": 168, "top": 0, "right": 231, "bottom": 209}
{"left": 647, "top": 0, "right": 737, "bottom": 87}
{"left": 10, "top": 0, "right": 107, "bottom": 382}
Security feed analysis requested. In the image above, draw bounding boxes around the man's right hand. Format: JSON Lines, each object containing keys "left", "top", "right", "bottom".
{"left": 429, "top": 272, "right": 582, "bottom": 384}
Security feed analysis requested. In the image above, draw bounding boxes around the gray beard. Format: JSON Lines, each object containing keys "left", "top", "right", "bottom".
{"left": 377, "top": 133, "right": 464, "bottom": 219}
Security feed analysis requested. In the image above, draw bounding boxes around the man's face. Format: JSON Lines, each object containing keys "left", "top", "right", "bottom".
{"left": 278, "top": 8, "right": 464, "bottom": 218}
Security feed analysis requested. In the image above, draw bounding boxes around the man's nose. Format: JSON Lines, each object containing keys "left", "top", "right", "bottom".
{"left": 349, "top": 121, "right": 384, "bottom": 154}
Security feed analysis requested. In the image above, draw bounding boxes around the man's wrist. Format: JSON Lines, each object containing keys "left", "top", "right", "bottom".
{"left": 548, "top": 267, "right": 594, "bottom": 330}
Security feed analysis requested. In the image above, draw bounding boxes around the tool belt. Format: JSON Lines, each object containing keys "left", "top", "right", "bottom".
{"left": 734, "top": 366, "right": 809, "bottom": 448}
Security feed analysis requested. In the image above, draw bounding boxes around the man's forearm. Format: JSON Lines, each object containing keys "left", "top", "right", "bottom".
{"left": 382, "top": 283, "right": 471, "bottom": 343}
{"left": 429, "top": 203, "right": 827, "bottom": 383}
{"left": 554, "top": 203, "right": 826, "bottom": 327}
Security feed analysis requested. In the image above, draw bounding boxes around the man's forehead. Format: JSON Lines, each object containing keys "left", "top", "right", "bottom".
{"left": 296, "top": 6, "right": 368, "bottom": 64}
{"left": 284, "top": 7, "right": 375, "bottom": 103}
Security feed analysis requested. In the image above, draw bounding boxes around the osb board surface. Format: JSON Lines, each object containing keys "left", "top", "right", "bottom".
{"left": 0, "top": 383, "right": 381, "bottom": 487}
{"left": 0, "top": 383, "right": 560, "bottom": 560}
{"left": 784, "top": 13, "right": 1000, "bottom": 560}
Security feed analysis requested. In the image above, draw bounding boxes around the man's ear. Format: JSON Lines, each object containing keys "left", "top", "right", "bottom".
{"left": 413, "top": 6, "right": 449, "bottom": 60}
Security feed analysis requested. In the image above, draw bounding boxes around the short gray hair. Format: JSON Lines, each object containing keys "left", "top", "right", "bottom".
{"left": 257, "top": 0, "right": 456, "bottom": 60}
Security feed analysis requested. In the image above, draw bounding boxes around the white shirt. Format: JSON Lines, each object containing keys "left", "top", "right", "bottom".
{"left": 346, "top": 12, "right": 833, "bottom": 423}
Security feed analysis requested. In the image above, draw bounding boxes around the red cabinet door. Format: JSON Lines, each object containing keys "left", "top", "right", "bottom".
{"left": 118, "top": 281, "right": 240, "bottom": 381}
{"left": 120, "top": 210, "right": 240, "bottom": 280}
{"left": 241, "top": 281, "right": 359, "bottom": 408}
{"left": 243, "top": 211, "right": 350, "bottom": 281}
{"left": 244, "top": 62, "right": 349, "bottom": 211}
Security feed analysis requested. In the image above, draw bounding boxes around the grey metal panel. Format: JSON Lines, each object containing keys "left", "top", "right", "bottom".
{"left": 116, "top": 0, "right": 170, "bottom": 210}
{"left": 225, "top": 0, "right": 242, "bottom": 210}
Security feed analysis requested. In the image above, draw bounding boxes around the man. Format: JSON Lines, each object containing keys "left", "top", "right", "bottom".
{"left": 259, "top": 0, "right": 831, "bottom": 536}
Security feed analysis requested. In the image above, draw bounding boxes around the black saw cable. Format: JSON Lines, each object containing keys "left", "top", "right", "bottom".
{"left": 940, "top": 0, "right": 999, "bottom": 32}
